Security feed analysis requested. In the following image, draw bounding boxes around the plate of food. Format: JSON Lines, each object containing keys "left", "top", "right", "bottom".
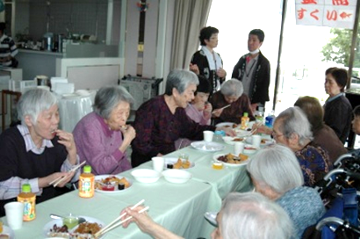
{"left": 95, "top": 175, "right": 132, "bottom": 193}
{"left": 215, "top": 122, "right": 237, "bottom": 128}
{"left": 245, "top": 136, "right": 274, "bottom": 146}
{"left": 213, "top": 153, "right": 249, "bottom": 167}
{"left": 191, "top": 141, "right": 225, "bottom": 152}
{"left": 164, "top": 158, "right": 195, "bottom": 169}
{"left": 44, "top": 216, "right": 105, "bottom": 239}
{"left": 0, "top": 225, "right": 15, "bottom": 239}
{"left": 222, "top": 136, "right": 246, "bottom": 145}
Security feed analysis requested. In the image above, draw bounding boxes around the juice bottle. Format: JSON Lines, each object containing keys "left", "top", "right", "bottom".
{"left": 17, "top": 184, "right": 36, "bottom": 221}
{"left": 240, "top": 112, "right": 249, "bottom": 130}
{"left": 78, "top": 165, "right": 95, "bottom": 198}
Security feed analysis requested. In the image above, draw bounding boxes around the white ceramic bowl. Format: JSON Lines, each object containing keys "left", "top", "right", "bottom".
{"left": 243, "top": 144, "right": 258, "bottom": 155}
{"left": 162, "top": 169, "right": 192, "bottom": 184}
{"left": 222, "top": 136, "right": 234, "bottom": 145}
{"left": 131, "top": 169, "right": 161, "bottom": 183}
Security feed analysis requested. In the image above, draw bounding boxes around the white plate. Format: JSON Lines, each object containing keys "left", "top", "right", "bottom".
{"left": 191, "top": 141, "right": 225, "bottom": 152}
{"left": 204, "top": 211, "right": 218, "bottom": 227}
{"left": 215, "top": 122, "right": 237, "bottom": 128}
{"left": 1, "top": 225, "right": 15, "bottom": 239}
{"left": 164, "top": 158, "right": 195, "bottom": 169}
{"left": 43, "top": 216, "right": 105, "bottom": 238}
{"left": 234, "top": 129, "right": 253, "bottom": 137}
{"left": 95, "top": 175, "right": 132, "bottom": 194}
{"left": 222, "top": 136, "right": 246, "bottom": 145}
{"left": 213, "top": 153, "right": 249, "bottom": 167}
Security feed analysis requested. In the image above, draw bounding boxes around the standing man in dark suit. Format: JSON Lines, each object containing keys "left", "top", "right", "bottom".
{"left": 232, "top": 29, "right": 270, "bottom": 113}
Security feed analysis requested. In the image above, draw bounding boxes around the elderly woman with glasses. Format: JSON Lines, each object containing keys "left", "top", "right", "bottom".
{"left": 0, "top": 88, "right": 80, "bottom": 217}
{"left": 131, "top": 69, "right": 235, "bottom": 167}
{"left": 247, "top": 144, "right": 325, "bottom": 239}
{"left": 209, "top": 79, "right": 254, "bottom": 125}
{"left": 73, "top": 86, "right": 135, "bottom": 175}
{"left": 272, "top": 107, "right": 331, "bottom": 187}
{"left": 120, "top": 192, "right": 294, "bottom": 239}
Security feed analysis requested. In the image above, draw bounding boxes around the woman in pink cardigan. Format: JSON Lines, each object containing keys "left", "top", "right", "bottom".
{"left": 73, "top": 86, "right": 135, "bottom": 175}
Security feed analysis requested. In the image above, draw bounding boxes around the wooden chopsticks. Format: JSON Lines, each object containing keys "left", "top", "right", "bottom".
{"left": 94, "top": 199, "right": 146, "bottom": 238}
{"left": 49, "top": 161, "right": 86, "bottom": 187}
{"left": 96, "top": 206, "right": 150, "bottom": 237}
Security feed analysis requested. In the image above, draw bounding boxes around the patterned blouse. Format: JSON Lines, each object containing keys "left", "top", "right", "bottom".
{"left": 295, "top": 141, "right": 331, "bottom": 187}
{"left": 131, "top": 95, "right": 215, "bottom": 167}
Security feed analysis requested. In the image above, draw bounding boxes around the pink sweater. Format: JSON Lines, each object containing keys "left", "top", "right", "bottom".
{"left": 73, "top": 112, "right": 131, "bottom": 175}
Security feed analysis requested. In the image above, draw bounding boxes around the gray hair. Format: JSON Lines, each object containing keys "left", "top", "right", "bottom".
{"left": 220, "top": 79, "right": 243, "bottom": 97}
{"left": 94, "top": 85, "right": 134, "bottom": 120}
{"left": 164, "top": 69, "right": 199, "bottom": 95}
{"left": 246, "top": 144, "right": 304, "bottom": 194}
{"left": 275, "top": 106, "right": 313, "bottom": 146}
{"left": 17, "top": 88, "right": 58, "bottom": 126}
{"left": 221, "top": 192, "right": 294, "bottom": 239}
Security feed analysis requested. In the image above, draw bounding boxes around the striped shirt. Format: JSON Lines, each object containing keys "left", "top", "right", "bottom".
{"left": 0, "top": 125, "right": 79, "bottom": 200}
{"left": 0, "top": 34, "right": 18, "bottom": 66}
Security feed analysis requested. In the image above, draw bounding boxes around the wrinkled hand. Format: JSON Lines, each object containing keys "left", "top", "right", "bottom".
{"left": 203, "top": 102, "right": 213, "bottom": 120}
{"left": 216, "top": 68, "right": 226, "bottom": 78}
{"left": 120, "top": 206, "right": 154, "bottom": 233}
{"left": 222, "top": 128, "right": 236, "bottom": 137}
{"left": 212, "top": 108, "right": 224, "bottom": 118}
{"left": 120, "top": 125, "right": 136, "bottom": 144}
{"left": 56, "top": 129, "right": 76, "bottom": 157}
{"left": 40, "top": 171, "right": 75, "bottom": 188}
{"left": 189, "top": 63, "right": 200, "bottom": 75}
{"left": 252, "top": 123, "right": 271, "bottom": 135}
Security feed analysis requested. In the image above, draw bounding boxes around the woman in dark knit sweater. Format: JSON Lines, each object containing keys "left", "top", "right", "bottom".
{"left": 0, "top": 89, "right": 80, "bottom": 216}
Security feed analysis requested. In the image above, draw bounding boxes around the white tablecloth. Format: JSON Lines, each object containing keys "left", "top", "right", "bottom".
{"left": 57, "top": 91, "right": 95, "bottom": 132}
{"left": 2, "top": 141, "right": 252, "bottom": 239}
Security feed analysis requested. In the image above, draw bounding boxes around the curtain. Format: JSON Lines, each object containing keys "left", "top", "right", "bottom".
{"left": 170, "top": 0, "right": 212, "bottom": 70}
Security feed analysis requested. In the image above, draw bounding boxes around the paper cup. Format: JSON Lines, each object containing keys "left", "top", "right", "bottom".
{"left": 152, "top": 157, "right": 165, "bottom": 172}
{"left": 252, "top": 135, "right": 261, "bottom": 148}
{"left": 203, "top": 131, "right": 214, "bottom": 142}
{"left": 234, "top": 142, "right": 245, "bottom": 156}
{"left": 4, "top": 202, "right": 24, "bottom": 230}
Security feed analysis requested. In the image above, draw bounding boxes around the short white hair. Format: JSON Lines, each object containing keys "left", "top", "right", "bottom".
{"left": 221, "top": 192, "right": 294, "bottom": 239}
{"left": 275, "top": 106, "right": 313, "bottom": 146}
{"left": 246, "top": 144, "right": 304, "bottom": 194}
{"left": 220, "top": 79, "right": 243, "bottom": 98}
{"left": 17, "top": 88, "right": 58, "bottom": 126}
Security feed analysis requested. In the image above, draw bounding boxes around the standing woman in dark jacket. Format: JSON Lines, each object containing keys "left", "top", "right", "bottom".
{"left": 323, "top": 67, "right": 353, "bottom": 144}
{"left": 232, "top": 29, "right": 270, "bottom": 113}
{"left": 190, "top": 26, "right": 226, "bottom": 94}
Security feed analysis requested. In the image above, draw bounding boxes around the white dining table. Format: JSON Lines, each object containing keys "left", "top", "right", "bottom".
{"left": 1, "top": 140, "right": 253, "bottom": 239}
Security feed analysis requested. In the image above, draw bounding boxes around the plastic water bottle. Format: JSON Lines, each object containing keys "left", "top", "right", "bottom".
{"left": 265, "top": 110, "right": 275, "bottom": 128}
{"left": 213, "top": 130, "right": 225, "bottom": 142}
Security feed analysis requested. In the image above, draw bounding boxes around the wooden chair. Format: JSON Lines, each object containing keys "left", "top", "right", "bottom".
{"left": 1, "top": 90, "right": 22, "bottom": 131}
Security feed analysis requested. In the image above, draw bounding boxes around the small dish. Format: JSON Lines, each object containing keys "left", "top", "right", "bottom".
{"left": 222, "top": 136, "right": 245, "bottom": 145}
{"left": 131, "top": 169, "right": 161, "bottom": 183}
{"left": 162, "top": 169, "right": 192, "bottom": 184}
{"left": 243, "top": 144, "right": 258, "bottom": 155}
{"left": 1, "top": 225, "right": 15, "bottom": 239}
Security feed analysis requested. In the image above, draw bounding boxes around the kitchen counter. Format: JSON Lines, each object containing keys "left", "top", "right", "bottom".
{"left": 18, "top": 49, "right": 64, "bottom": 56}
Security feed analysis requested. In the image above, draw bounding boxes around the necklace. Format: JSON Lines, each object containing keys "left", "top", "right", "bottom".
{"left": 245, "top": 59, "right": 257, "bottom": 77}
